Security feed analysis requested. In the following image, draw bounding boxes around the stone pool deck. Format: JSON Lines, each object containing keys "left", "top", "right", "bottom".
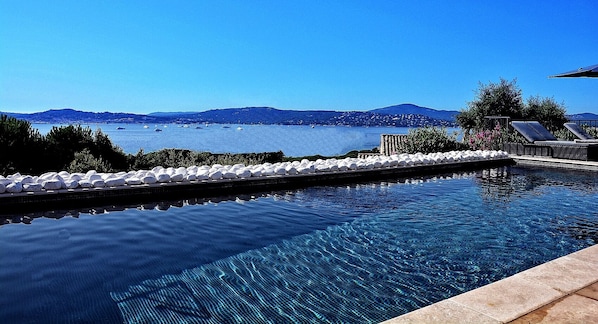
{"left": 382, "top": 244, "right": 598, "bottom": 324}
{"left": 382, "top": 155, "right": 598, "bottom": 324}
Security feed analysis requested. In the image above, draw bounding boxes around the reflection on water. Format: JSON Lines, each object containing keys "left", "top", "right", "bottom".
{"left": 1, "top": 169, "right": 497, "bottom": 226}
{"left": 1, "top": 166, "right": 597, "bottom": 323}
{"left": 4, "top": 166, "right": 596, "bottom": 227}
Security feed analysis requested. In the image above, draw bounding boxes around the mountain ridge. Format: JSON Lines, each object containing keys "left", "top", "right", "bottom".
{"left": 3, "top": 104, "right": 596, "bottom": 127}
{"left": 1, "top": 104, "right": 458, "bottom": 127}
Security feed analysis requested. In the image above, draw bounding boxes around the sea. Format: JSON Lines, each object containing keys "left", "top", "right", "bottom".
{"left": 32, "top": 123, "right": 459, "bottom": 157}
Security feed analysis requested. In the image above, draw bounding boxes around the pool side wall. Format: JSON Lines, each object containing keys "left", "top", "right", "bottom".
{"left": 0, "top": 158, "right": 513, "bottom": 214}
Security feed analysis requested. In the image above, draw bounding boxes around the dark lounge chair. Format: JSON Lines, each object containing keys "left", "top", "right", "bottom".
{"left": 508, "top": 121, "right": 598, "bottom": 161}
{"left": 563, "top": 122, "right": 598, "bottom": 143}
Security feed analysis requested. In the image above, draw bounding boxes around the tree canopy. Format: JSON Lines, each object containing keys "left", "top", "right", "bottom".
{"left": 456, "top": 78, "right": 567, "bottom": 133}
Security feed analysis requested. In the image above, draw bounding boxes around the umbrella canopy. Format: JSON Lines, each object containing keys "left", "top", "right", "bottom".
{"left": 549, "top": 64, "right": 598, "bottom": 78}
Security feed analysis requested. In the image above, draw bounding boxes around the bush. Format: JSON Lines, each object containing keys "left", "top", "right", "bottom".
{"left": 0, "top": 115, "right": 44, "bottom": 174}
{"left": 67, "top": 149, "right": 113, "bottom": 173}
{"left": 402, "top": 127, "right": 467, "bottom": 154}
{"left": 44, "top": 125, "right": 128, "bottom": 172}
{"left": 523, "top": 96, "right": 567, "bottom": 132}
{"left": 130, "top": 148, "right": 284, "bottom": 169}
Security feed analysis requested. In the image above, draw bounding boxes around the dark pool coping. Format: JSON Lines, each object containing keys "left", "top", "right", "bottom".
{"left": 511, "top": 155, "right": 598, "bottom": 171}
{"left": 0, "top": 158, "right": 513, "bottom": 214}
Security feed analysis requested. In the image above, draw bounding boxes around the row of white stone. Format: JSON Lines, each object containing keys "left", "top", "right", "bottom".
{"left": 0, "top": 150, "right": 509, "bottom": 194}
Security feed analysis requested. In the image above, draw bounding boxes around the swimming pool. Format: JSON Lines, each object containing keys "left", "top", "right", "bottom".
{"left": 1, "top": 166, "right": 596, "bottom": 323}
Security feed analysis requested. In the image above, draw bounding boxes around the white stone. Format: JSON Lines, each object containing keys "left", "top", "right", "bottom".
{"left": 209, "top": 170, "right": 223, "bottom": 180}
{"left": 6, "top": 182, "right": 23, "bottom": 193}
{"left": 223, "top": 171, "right": 237, "bottom": 179}
{"left": 64, "top": 179, "right": 79, "bottom": 189}
{"left": 105, "top": 178, "right": 126, "bottom": 187}
{"left": 170, "top": 173, "right": 185, "bottom": 182}
{"left": 141, "top": 175, "right": 157, "bottom": 184}
{"left": 236, "top": 168, "right": 252, "bottom": 178}
{"left": 92, "top": 179, "right": 105, "bottom": 188}
{"left": 24, "top": 183, "right": 43, "bottom": 192}
{"left": 156, "top": 173, "right": 170, "bottom": 183}
{"left": 125, "top": 177, "right": 142, "bottom": 185}
{"left": 79, "top": 179, "right": 92, "bottom": 188}
{"left": 43, "top": 179, "right": 63, "bottom": 190}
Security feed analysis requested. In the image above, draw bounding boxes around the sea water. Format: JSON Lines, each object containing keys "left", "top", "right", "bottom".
{"left": 32, "top": 123, "right": 447, "bottom": 156}
{"left": 0, "top": 166, "right": 596, "bottom": 323}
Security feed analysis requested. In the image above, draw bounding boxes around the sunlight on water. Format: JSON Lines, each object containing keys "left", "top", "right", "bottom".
{"left": 1, "top": 166, "right": 597, "bottom": 323}
{"left": 32, "top": 123, "right": 420, "bottom": 156}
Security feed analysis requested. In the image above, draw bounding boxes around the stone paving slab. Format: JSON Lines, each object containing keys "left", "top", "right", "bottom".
{"left": 517, "top": 256, "right": 598, "bottom": 294}
{"left": 509, "top": 294, "right": 598, "bottom": 324}
{"left": 448, "top": 276, "right": 563, "bottom": 323}
{"left": 380, "top": 299, "right": 500, "bottom": 324}
{"left": 577, "top": 282, "right": 598, "bottom": 300}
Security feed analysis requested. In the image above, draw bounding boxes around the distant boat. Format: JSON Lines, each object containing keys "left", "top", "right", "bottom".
{"left": 116, "top": 127, "right": 125, "bottom": 130}
{"left": 182, "top": 124, "right": 189, "bottom": 128}
{"left": 236, "top": 126, "right": 243, "bottom": 131}
{"left": 155, "top": 128, "right": 163, "bottom": 132}
{"left": 143, "top": 125, "right": 149, "bottom": 129}
{"left": 222, "top": 126, "right": 231, "bottom": 129}
{"left": 195, "top": 126, "right": 203, "bottom": 129}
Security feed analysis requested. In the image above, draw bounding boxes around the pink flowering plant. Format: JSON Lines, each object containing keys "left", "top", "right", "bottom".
{"left": 467, "top": 124, "right": 508, "bottom": 151}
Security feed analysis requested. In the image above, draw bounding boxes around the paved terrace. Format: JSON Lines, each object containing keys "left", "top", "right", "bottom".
{"left": 382, "top": 155, "right": 598, "bottom": 323}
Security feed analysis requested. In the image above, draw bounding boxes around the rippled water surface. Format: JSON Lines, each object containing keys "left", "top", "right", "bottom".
{"left": 1, "top": 166, "right": 597, "bottom": 323}
{"left": 32, "top": 123, "right": 418, "bottom": 156}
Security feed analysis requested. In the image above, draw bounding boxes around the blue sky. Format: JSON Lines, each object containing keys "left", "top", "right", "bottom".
{"left": 1, "top": 0, "right": 596, "bottom": 114}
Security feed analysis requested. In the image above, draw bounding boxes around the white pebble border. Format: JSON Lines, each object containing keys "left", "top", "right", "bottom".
{"left": 0, "top": 150, "right": 509, "bottom": 195}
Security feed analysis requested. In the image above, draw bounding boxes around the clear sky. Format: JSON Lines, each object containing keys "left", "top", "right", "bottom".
{"left": 1, "top": 0, "right": 596, "bottom": 114}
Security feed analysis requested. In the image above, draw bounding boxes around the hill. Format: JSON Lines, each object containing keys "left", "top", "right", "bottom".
{"left": 568, "top": 113, "right": 598, "bottom": 120}
{"left": 369, "top": 104, "right": 459, "bottom": 121}
{"left": 2, "top": 108, "right": 164, "bottom": 124}
{"left": 1, "top": 104, "right": 458, "bottom": 127}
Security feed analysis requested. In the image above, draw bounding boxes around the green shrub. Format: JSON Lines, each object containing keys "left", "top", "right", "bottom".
{"left": 130, "top": 148, "right": 284, "bottom": 169}
{"left": 402, "top": 127, "right": 467, "bottom": 154}
{"left": 0, "top": 115, "right": 44, "bottom": 175}
{"left": 553, "top": 128, "right": 576, "bottom": 141}
{"left": 43, "top": 125, "right": 128, "bottom": 172}
{"left": 67, "top": 149, "right": 113, "bottom": 173}
{"left": 524, "top": 96, "right": 567, "bottom": 132}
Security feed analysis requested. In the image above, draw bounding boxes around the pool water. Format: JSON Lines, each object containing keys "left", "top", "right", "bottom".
{"left": 1, "top": 166, "right": 597, "bottom": 323}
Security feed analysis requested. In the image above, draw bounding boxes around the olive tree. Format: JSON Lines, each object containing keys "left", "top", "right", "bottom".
{"left": 523, "top": 96, "right": 567, "bottom": 132}
{"left": 456, "top": 78, "right": 524, "bottom": 133}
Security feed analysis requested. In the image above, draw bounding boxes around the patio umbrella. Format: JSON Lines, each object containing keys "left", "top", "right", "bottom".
{"left": 549, "top": 64, "right": 598, "bottom": 78}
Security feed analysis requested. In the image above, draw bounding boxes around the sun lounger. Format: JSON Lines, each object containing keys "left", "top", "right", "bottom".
{"left": 563, "top": 122, "right": 598, "bottom": 143}
{"left": 507, "top": 121, "right": 598, "bottom": 161}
